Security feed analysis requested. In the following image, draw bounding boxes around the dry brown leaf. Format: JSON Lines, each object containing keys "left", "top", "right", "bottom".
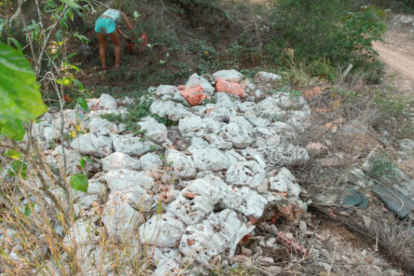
{"left": 303, "top": 86, "right": 322, "bottom": 100}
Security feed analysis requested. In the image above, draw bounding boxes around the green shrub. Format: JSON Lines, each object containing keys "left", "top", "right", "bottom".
{"left": 267, "top": 0, "right": 387, "bottom": 78}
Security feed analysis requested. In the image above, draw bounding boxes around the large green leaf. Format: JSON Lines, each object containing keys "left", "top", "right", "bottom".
{"left": 59, "top": 0, "right": 80, "bottom": 8}
{"left": 76, "top": 97, "right": 88, "bottom": 112}
{"left": 70, "top": 173, "right": 88, "bottom": 193}
{"left": 0, "top": 43, "right": 48, "bottom": 121}
{"left": 0, "top": 115, "right": 25, "bottom": 141}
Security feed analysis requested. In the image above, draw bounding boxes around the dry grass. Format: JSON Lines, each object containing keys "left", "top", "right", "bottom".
{"left": 314, "top": 203, "right": 414, "bottom": 274}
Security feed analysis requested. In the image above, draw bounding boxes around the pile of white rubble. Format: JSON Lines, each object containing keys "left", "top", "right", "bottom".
{"left": 32, "top": 70, "right": 312, "bottom": 275}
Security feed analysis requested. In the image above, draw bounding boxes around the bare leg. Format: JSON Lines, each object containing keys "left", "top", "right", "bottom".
{"left": 108, "top": 31, "right": 121, "bottom": 67}
{"left": 96, "top": 32, "right": 107, "bottom": 68}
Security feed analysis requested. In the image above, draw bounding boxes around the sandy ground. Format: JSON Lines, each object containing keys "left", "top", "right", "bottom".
{"left": 373, "top": 14, "right": 414, "bottom": 94}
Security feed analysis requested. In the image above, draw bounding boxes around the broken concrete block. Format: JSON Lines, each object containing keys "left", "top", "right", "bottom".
{"left": 255, "top": 72, "right": 282, "bottom": 82}
{"left": 154, "top": 85, "right": 179, "bottom": 96}
{"left": 253, "top": 123, "right": 298, "bottom": 150}
{"left": 153, "top": 257, "right": 183, "bottom": 276}
{"left": 111, "top": 134, "right": 159, "bottom": 157}
{"left": 167, "top": 192, "right": 214, "bottom": 226}
{"left": 88, "top": 117, "right": 119, "bottom": 136}
{"left": 149, "top": 101, "right": 194, "bottom": 121}
{"left": 257, "top": 97, "right": 286, "bottom": 120}
{"left": 70, "top": 133, "right": 113, "bottom": 157}
{"left": 47, "top": 146, "right": 95, "bottom": 176}
{"left": 166, "top": 149, "right": 197, "bottom": 180}
{"left": 213, "top": 69, "right": 243, "bottom": 83}
{"left": 224, "top": 149, "right": 247, "bottom": 165}
{"left": 75, "top": 245, "right": 114, "bottom": 276}
{"left": 137, "top": 116, "right": 168, "bottom": 144}
{"left": 97, "top": 94, "right": 117, "bottom": 111}
{"left": 102, "top": 152, "right": 141, "bottom": 172}
{"left": 220, "top": 123, "right": 254, "bottom": 149}
{"left": 179, "top": 209, "right": 254, "bottom": 268}
{"left": 186, "top": 73, "right": 215, "bottom": 95}
{"left": 223, "top": 186, "right": 268, "bottom": 218}
{"left": 268, "top": 168, "right": 301, "bottom": 197}
{"left": 140, "top": 153, "right": 163, "bottom": 170}
{"left": 191, "top": 148, "right": 231, "bottom": 171}
{"left": 244, "top": 110, "right": 271, "bottom": 127}
{"left": 102, "top": 192, "right": 145, "bottom": 240}
{"left": 63, "top": 220, "right": 98, "bottom": 249}
{"left": 178, "top": 116, "right": 204, "bottom": 137}
{"left": 139, "top": 213, "right": 186, "bottom": 248}
{"left": 32, "top": 119, "right": 61, "bottom": 145}
{"left": 273, "top": 92, "right": 308, "bottom": 110}
{"left": 74, "top": 178, "right": 106, "bottom": 209}
{"left": 229, "top": 116, "right": 254, "bottom": 134}
{"left": 105, "top": 169, "right": 155, "bottom": 211}
{"left": 200, "top": 134, "right": 233, "bottom": 150}
{"left": 238, "top": 102, "right": 258, "bottom": 113}
{"left": 167, "top": 176, "right": 228, "bottom": 225}
{"left": 225, "top": 161, "right": 266, "bottom": 188}
{"left": 283, "top": 110, "right": 309, "bottom": 133}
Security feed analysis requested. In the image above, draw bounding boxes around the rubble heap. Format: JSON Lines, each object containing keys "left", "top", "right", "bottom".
{"left": 5, "top": 70, "right": 406, "bottom": 276}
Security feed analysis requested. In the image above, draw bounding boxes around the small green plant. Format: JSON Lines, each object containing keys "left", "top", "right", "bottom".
{"left": 289, "top": 89, "right": 302, "bottom": 100}
{"left": 101, "top": 94, "right": 177, "bottom": 137}
{"left": 368, "top": 152, "right": 400, "bottom": 181}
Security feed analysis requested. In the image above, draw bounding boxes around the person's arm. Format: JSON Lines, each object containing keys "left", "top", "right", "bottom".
{"left": 117, "top": 25, "right": 129, "bottom": 39}
{"left": 121, "top": 12, "right": 133, "bottom": 30}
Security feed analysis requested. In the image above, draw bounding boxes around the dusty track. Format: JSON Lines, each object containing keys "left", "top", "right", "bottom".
{"left": 373, "top": 15, "right": 414, "bottom": 93}
{"left": 374, "top": 42, "right": 414, "bottom": 83}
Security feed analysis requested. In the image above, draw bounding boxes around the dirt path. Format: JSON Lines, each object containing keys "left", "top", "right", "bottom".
{"left": 373, "top": 14, "right": 414, "bottom": 93}
{"left": 374, "top": 42, "right": 414, "bottom": 81}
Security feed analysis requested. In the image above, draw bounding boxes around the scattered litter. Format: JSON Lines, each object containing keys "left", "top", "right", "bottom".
{"left": 215, "top": 78, "right": 245, "bottom": 98}
{"left": 372, "top": 182, "right": 414, "bottom": 218}
{"left": 178, "top": 84, "right": 207, "bottom": 106}
{"left": 343, "top": 188, "right": 368, "bottom": 209}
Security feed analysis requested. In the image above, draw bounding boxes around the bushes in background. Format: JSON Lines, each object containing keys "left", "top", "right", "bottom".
{"left": 266, "top": 0, "right": 387, "bottom": 81}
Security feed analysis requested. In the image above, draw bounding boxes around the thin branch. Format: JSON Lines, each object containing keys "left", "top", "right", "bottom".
{"left": 17, "top": 0, "right": 39, "bottom": 70}
{"left": 36, "top": 4, "right": 69, "bottom": 76}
